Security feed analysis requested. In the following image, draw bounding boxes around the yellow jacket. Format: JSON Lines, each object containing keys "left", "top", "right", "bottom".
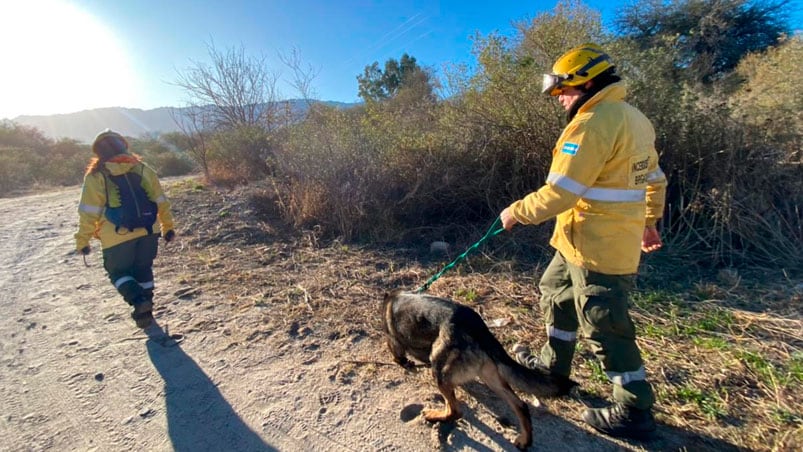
{"left": 508, "top": 82, "right": 667, "bottom": 274}
{"left": 75, "top": 155, "right": 175, "bottom": 250}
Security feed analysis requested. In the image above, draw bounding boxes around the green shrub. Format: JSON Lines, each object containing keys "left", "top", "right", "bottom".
{"left": 208, "top": 125, "right": 273, "bottom": 184}
{"left": 0, "top": 149, "right": 35, "bottom": 196}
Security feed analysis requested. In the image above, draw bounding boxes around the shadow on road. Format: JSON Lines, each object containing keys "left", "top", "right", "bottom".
{"left": 146, "top": 322, "right": 276, "bottom": 451}
{"left": 463, "top": 382, "right": 743, "bottom": 452}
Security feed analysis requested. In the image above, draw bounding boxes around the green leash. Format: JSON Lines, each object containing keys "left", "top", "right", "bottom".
{"left": 416, "top": 217, "right": 505, "bottom": 293}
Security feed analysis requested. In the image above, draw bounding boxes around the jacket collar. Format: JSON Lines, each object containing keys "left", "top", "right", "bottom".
{"left": 578, "top": 82, "right": 627, "bottom": 114}
{"left": 103, "top": 154, "right": 140, "bottom": 176}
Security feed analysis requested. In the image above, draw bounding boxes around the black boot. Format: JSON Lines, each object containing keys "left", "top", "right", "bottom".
{"left": 512, "top": 343, "right": 576, "bottom": 396}
{"left": 583, "top": 403, "right": 656, "bottom": 440}
{"left": 131, "top": 299, "right": 154, "bottom": 328}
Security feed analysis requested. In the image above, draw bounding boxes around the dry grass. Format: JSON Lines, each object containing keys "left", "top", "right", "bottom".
{"left": 159, "top": 178, "right": 802, "bottom": 451}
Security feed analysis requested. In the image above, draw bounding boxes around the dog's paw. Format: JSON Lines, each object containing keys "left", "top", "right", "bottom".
{"left": 422, "top": 408, "right": 460, "bottom": 423}
{"left": 395, "top": 357, "right": 415, "bottom": 370}
{"left": 513, "top": 433, "right": 532, "bottom": 451}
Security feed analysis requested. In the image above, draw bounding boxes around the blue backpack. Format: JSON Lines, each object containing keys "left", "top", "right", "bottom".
{"left": 103, "top": 167, "right": 158, "bottom": 235}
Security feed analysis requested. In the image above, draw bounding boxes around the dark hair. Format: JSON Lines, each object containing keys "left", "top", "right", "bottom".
{"left": 94, "top": 136, "right": 128, "bottom": 160}
{"left": 567, "top": 67, "right": 621, "bottom": 121}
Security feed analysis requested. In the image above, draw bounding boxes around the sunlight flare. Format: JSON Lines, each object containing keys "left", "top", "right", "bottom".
{"left": 0, "top": 0, "right": 138, "bottom": 119}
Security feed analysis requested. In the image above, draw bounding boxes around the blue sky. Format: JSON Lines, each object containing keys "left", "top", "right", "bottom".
{"left": 1, "top": 0, "right": 800, "bottom": 119}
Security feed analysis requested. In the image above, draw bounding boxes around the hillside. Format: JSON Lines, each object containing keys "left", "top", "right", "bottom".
{"left": 10, "top": 100, "right": 356, "bottom": 143}
{"left": 13, "top": 107, "right": 178, "bottom": 143}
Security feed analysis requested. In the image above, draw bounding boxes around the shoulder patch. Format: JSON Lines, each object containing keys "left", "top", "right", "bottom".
{"left": 561, "top": 142, "right": 579, "bottom": 155}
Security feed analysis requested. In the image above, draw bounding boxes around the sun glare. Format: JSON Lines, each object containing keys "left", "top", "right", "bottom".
{"left": 0, "top": 0, "right": 138, "bottom": 119}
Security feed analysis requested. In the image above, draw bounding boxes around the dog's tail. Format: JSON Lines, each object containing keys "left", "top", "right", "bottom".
{"left": 497, "top": 357, "right": 578, "bottom": 398}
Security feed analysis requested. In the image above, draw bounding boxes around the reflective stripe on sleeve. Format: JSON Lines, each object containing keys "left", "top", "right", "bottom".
{"left": 547, "top": 325, "right": 577, "bottom": 342}
{"left": 606, "top": 366, "right": 647, "bottom": 386}
{"left": 113, "top": 276, "right": 137, "bottom": 289}
{"left": 583, "top": 187, "right": 645, "bottom": 202}
{"left": 547, "top": 173, "right": 646, "bottom": 202}
{"left": 139, "top": 281, "right": 154, "bottom": 289}
{"left": 646, "top": 167, "right": 665, "bottom": 182}
{"left": 547, "top": 173, "right": 588, "bottom": 196}
{"left": 79, "top": 203, "right": 103, "bottom": 214}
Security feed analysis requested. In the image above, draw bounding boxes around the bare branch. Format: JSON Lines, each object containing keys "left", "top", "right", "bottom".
{"left": 279, "top": 47, "right": 320, "bottom": 106}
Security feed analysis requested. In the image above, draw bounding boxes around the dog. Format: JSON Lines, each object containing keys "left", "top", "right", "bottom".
{"left": 381, "top": 290, "right": 576, "bottom": 450}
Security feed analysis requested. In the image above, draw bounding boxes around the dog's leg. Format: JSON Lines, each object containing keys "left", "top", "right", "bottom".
{"left": 423, "top": 342, "right": 462, "bottom": 422}
{"left": 422, "top": 378, "right": 461, "bottom": 423}
{"left": 386, "top": 338, "right": 412, "bottom": 369}
{"left": 479, "top": 362, "right": 533, "bottom": 450}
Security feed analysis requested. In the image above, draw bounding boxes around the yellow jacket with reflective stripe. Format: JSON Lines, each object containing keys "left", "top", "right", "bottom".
{"left": 75, "top": 156, "right": 175, "bottom": 250}
{"left": 508, "top": 82, "right": 667, "bottom": 274}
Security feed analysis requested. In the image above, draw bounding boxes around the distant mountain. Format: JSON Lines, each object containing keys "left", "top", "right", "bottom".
{"left": 12, "top": 100, "right": 356, "bottom": 143}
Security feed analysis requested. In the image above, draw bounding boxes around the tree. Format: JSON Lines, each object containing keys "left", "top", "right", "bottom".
{"left": 357, "top": 54, "right": 435, "bottom": 102}
{"left": 173, "top": 42, "right": 319, "bottom": 182}
{"left": 616, "top": 0, "right": 791, "bottom": 83}
{"left": 174, "top": 41, "right": 282, "bottom": 130}
{"left": 516, "top": 0, "right": 605, "bottom": 68}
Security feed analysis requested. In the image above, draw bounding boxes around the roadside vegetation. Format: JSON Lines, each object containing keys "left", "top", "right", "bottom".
{"left": 161, "top": 180, "right": 803, "bottom": 451}
{"left": 0, "top": 124, "right": 195, "bottom": 196}
{"left": 1, "top": 0, "right": 800, "bottom": 448}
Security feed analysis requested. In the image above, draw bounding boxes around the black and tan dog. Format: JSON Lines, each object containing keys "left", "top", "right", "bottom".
{"left": 381, "top": 290, "right": 575, "bottom": 450}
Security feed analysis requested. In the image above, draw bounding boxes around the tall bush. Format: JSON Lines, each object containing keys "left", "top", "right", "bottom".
{"left": 612, "top": 37, "right": 802, "bottom": 269}
{"left": 128, "top": 136, "right": 197, "bottom": 177}
{"left": 729, "top": 35, "right": 802, "bottom": 163}
{"left": 208, "top": 125, "right": 273, "bottom": 184}
{"left": 266, "top": 0, "right": 801, "bottom": 270}
{"left": 274, "top": 105, "right": 385, "bottom": 240}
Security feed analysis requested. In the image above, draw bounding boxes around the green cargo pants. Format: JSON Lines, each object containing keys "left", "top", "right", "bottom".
{"left": 538, "top": 251, "right": 654, "bottom": 410}
{"left": 102, "top": 234, "right": 159, "bottom": 306}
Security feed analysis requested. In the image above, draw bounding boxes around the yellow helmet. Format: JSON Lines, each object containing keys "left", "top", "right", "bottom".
{"left": 542, "top": 43, "right": 614, "bottom": 96}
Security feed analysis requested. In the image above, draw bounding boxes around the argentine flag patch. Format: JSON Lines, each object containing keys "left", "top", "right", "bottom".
{"left": 561, "top": 142, "right": 579, "bottom": 155}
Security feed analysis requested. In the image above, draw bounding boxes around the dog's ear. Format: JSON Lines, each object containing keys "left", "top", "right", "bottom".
{"left": 383, "top": 289, "right": 402, "bottom": 302}
{"left": 381, "top": 291, "right": 393, "bottom": 312}
{"left": 380, "top": 291, "right": 395, "bottom": 332}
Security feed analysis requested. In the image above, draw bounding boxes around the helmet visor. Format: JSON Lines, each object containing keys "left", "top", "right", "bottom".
{"left": 542, "top": 73, "right": 569, "bottom": 96}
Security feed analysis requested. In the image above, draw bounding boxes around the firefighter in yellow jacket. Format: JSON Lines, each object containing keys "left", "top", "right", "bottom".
{"left": 500, "top": 44, "right": 667, "bottom": 440}
{"left": 75, "top": 129, "right": 176, "bottom": 328}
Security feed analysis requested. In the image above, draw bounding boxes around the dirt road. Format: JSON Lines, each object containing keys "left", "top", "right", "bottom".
{"left": 0, "top": 185, "right": 653, "bottom": 451}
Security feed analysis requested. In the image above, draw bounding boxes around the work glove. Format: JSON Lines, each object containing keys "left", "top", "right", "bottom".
{"left": 79, "top": 246, "right": 91, "bottom": 255}
{"left": 163, "top": 230, "right": 176, "bottom": 243}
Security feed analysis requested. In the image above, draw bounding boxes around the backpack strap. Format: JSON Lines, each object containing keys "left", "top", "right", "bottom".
{"left": 101, "top": 170, "right": 126, "bottom": 234}
{"left": 137, "top": 164, "right": 155, "bottom": 236}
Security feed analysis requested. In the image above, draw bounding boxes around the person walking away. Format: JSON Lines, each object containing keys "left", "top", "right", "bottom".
{"left": 499, "top": 44, "right": 667, "bottom": 440}
{"left": 75, "top": 129, "right": 176, "bottom": 328}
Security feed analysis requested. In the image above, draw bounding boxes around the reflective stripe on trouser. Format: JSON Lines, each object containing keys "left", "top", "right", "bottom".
{"left": 538, "top": 252, "right": 578, "bottom": 378}
{"left": 538, "top": 251, "right": 654, "bottom": 410}
{"left": 102, "top": 234, "right": 159, "bottom": 305}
